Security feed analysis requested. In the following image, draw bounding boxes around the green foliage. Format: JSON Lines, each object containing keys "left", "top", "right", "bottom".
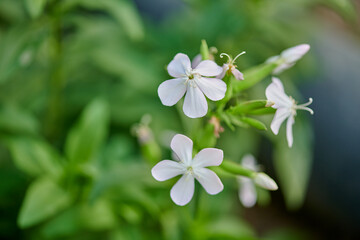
{"left": 7, "top": 137, "right": 62, "bottom": 177}
{"left": 0, "top": 0, "right": 352, "bottom": 239}
{"left": 18, "top": 177, "right": 72, "bottom": 228}
{"left": 65, "top": 99, "right": 110, "bottom": 164}
{"left": 24, "top": 0, "right": 47, "bottom": 18}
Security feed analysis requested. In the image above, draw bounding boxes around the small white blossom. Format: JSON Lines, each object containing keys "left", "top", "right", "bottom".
{"left": 266, "top": 44, "right": 310, "bottom": 74}
{"left": 218, "top": 51, "right": 246, "bottom": 80}
{"left": 237, "top": 155, "right": 278, "bottom": 208}
{"left": 151, "top": 134, "right": 224, "bottom": 206}
{"left": 266, "top": 77, "right": 314, "bottom": 147}
{"left": 158, "top": 53, "right": 226, "bottom": 118}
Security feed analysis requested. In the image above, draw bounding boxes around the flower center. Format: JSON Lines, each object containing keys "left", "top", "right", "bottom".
{"left": 186, "top": 166, "right": 194, "bottom": 175}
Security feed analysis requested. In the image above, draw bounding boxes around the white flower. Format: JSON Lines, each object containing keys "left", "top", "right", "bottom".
{"left": 217, "top": 51, "right": 246, "bottom": 80}
{"left": 158, "top": 53, "right": 226, "bottom": 118}
{"left": 151, "top": 134, "right": 224, "bottom": 206}
{"left": 237, "top": 155, "right": 278, "bottom": 208}
{"left": 266, "top": 77, "right": 314, "bottom": 147}
{"left": 266, "top": 44, "right": 310, "bottom": 74}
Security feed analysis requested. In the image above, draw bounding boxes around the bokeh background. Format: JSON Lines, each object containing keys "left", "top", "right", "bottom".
{"left": 0, "top": 0, "right": 359, "bottom": 239}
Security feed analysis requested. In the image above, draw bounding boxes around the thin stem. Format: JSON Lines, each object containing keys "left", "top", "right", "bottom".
{"left": 192, "top": 181, "right": 201, "bottom": 219}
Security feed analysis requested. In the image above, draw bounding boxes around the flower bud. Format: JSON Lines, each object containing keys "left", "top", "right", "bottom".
{"left": 254, "top": 172, "right": 278, "bottom": 190}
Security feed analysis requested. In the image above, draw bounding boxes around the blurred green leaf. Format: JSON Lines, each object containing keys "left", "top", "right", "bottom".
{"left": 65, "top": 98, "right": 110, "bottom": 164}
{"left": 273, "top": 117, "right": 313, "bottom": 209}
{"left": 0, "top": 104, "right": 39, "bottom": 135}
{"left": 7, "top": 137, "right": 62, "bottom": 177}
{"left": 18, "top": 177, "right": 72, "bottom": 228}
{"left": 24, "top": 0, "right": 47, "bottom": 18}
{"left": 102, "top": 0, "right": 145, "bottom": 41}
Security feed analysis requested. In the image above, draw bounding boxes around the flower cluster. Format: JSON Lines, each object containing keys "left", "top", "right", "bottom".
{"left": 152, "top": 43, "right": 313, "bottom": 206}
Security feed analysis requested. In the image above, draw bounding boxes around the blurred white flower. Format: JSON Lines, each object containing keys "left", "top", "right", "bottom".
{"left": 151, "top": 134, "right": 224, "bottom": 206}
{"left": 237, "top": 154, "right": 258, "bottom": 208}
{"left": 237, "top": 154, "right": 278, "bottom": 208}
{"left": 218, "top": 51, "right": 246, "bottom": 80}
{"left": 266, "top": 77, "right": 314, "bottom": 147}
{"left": 266, "top": 44, "right": 310, "bottom": 74}
{"left": 158, "top": 53, "right": 226, "bottom": 118}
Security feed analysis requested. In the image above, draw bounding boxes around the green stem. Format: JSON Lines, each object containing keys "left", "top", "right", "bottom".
{"left": 192, "top": 181, "right": 201, "bottom": 219}
{"left": 220, "top": 159, "right": 256, "bottom": 178}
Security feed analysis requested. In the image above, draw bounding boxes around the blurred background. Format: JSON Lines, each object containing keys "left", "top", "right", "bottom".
{"left": 0, "top": 0, "right": 359, "bottom": 239}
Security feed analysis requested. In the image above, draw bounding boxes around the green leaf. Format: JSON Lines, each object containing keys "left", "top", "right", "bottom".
{"left": 228, "top": 100, "right": 269, "bottom": 115}
{"left": 24, "top": 0, "right": 47, "bottom": 18}
{"left": 102, "top": 0, "right": 145, "bottom": 41}
{"left": 273, "top": 118, "right": 313, "bottom": 209}
{"left": 0, "top": 104, "right": 39, "bottom": 135}
{"left": 7, "top": 137, "right": 62, "bottom": 177}
{"left": 233, "top": 62, "right": 277, "bottom": 92}
{"left": 18, "top": 177, "right": 72, "bottom": 228}
{"left": 65, "top": 99, "right": 110, "bottom": 164}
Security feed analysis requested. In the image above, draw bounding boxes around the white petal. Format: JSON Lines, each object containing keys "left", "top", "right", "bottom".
{"left": 194, "top": 168, "right": 223, "bottom": 195}
{"left": 241, "top": 154, "right": 257, "bottom": 171}
{"left": 281, "top": 44, "right": 310, "bottom": 63}
{"left": 158, "top": 78, "right": 187, "bottom": 106}
{"left": 192, "top": 148, "right": 223, "bottom": 168}
{"left": 191, "top": 54, "right": 202, "bottom": 69}
{"left": 272, "top": 63, "right": 295, "bottom": 75}
{"left": 254, "top": 173, "right": 278, "bottom": 190}
{"left": 286, "top": 115, "right": 295, "bottom": 148}
{"left": 167, "top": 53, "right": 191, "bottom": 78}
{"left": 270, "top": 108, "right": 291, "bottom": 135}
{"left": 151, "top": 160, "right": 185, "bottom": 181}
{"left": 265, "top": 77, "right": 292, "bottom": 108}
{"left": 170, "top": 134, "right": 193, "bottom": 164}
{"left": 216, "top": 64, "right": 229, "bottom": 79}
{"left": 265, "top": 55, "right": 280, "bottom": 64}
{"left": 231, "top": 68, "right": 244, "bottom": 80}
{"left": 183, "top": 85, "right": 208, "bottom": 118}
{"left": 170, "top": 173, "right": 194, "bottom": 206}
{"left": 238, "top": 177, "right": 257, "bottom": 208}
{"left": 195, "top": 60, "right": 223, "bottom": 77}
{"left": 195, "top": 77, "right": 226, "bottom": 101}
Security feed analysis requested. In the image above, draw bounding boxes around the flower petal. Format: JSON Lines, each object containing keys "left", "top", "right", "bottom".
{"left": 241, "top": 154, "right": 258, "bottom": 171}
{"left": 170, "top": 173, "right": 194, "bottom": 206}
{"left": 231, "top": 68, "right": 244, "bottom": 80}
{"left": 191, "top": 54, "right": 202, "bottom": 69}
{"left": 265, "top": 77, "right": 292, "bottom": 108}
{"left": 216, "top": 64, "right": 229, "bottom": 79}
{"left": 270, "top": 108, "right": 291, "bottom": 135}
{"left": 167, "top": 53, "right": 191, "bottom": 78}
{"left": 170, "top": 134, "right": 193, "bottom": 164}
{"left": 151, "top": 160, "right": 185, "bottom": 181}
{"left": 194, "top": 168, "right": 223, "bottom": 195}
{"left": 281, "top": 44, "right": 310, "bottom": 63}
{"left": 195, "top": 60, "right": 223, "bottom": 77}
{"left": 195, "top": 77, "right": 227, "bottom": 101}
{"left": 192, "top": 148, "right": 223, "bottom": 168}
{"left": 158, "top": 78, "right": 187, "bottom": 106}
{"left": 286, "top": 115, "right": 295, "bottom": 147}
{"left": 183, "top": 85, "right": 208, "bottom": 118}
{"left": 238, "top": 177, "right": 257, "bottom": 208}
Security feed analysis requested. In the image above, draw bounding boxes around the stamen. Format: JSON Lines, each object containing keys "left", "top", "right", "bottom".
{"left": 298, "top": 97, "right": 313, "bottom": 107}
{"left": 220, "top": 53, "right": 231, "bottom": 61}
{"left": 297, "top": 106, "right": 314, "bottom": 115}
{"left": 233, "top": 51, "right": 246, "bottom": 62}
